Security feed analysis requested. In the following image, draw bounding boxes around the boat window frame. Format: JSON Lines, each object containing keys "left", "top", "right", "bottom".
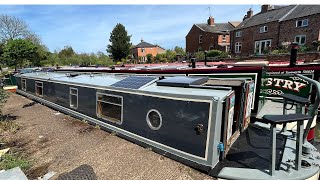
{"left": 146, "top": 109, "right": 163, "bottom": 131}
{"left": 96, "top": 92, "right": 123, "bottom": 125}
{"left": 35, "top": 81, "right": 43, "bottom": 97}
{"left": 21, "top": 79, "right": 26, "bottom": 91}
{"left": 69, "top": 87, "right": 78, "bottom": 109}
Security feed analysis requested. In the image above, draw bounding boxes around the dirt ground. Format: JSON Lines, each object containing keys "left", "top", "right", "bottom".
{"left": 1, "top": 93, "right": 214, "bottom": 180}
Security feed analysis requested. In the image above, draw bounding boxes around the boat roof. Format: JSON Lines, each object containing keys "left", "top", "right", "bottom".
{"left": 18, "top": 72, "right": 233, "bottom": 100}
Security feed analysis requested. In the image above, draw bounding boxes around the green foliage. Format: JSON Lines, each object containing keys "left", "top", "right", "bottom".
{"left": 206, "top": 50, "right": 228, "bottom": 58}
{"left": 194, "top": 51, "right": 205, "bottom": 60}
{"left": 165, "top": 50, "right": 176, "bottom": 62}
{"left": 107, "top": 23, "right": 132, "bottom": 62}
{"left": 0, "top": 153, "right": 30, "bottom": 171}
{"left": 58, "top": 46, "right": 75, "bottom": 59}
{"left": 40, "top": 50, "right": 114, "bottom": 67}
{"left": 298, "top": 45, "right": 311, "bottom": 53}
{"left": 155, "top": 53, "right": 168, "bottom": 63}
{"left": 174, "top": 46, "right": 186, "bottom": 56}
{"left": 1, "top": 39, "right": 38, "bottom": 69}
{"left": 146, "top": 53, "right": 153, "bottom": 63}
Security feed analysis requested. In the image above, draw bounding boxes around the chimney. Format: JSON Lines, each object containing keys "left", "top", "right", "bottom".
{"left": 243, "top": 15, "right": 247, "bottom": 21}
{"left": 207, "top": 16, "right": 215, "bottom": 26}
{"left": 261, "top": 5, "right": 271, "bottom": 13}
{"left": 247, "top": 8, "right": 253, "bottom": 18}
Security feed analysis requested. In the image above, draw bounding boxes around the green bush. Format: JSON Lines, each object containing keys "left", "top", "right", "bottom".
{"left": 206, "top": 50, "right": 228, "bottom": 58}
{"left": 298, "top": 45, "right": 311, "bottom": 53}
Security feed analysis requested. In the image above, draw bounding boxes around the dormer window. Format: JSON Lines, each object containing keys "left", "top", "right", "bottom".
{"left": 236, "top": 31, "right": 242, "bottom": 37}
{"left": 199, "top": 35, "right": 203, "bottom": 43}
{"left": 260, "top": 26, "right": 268, "bottom": 33}
{"left": 296, "top": 19, "right": 308, "bottom": 27}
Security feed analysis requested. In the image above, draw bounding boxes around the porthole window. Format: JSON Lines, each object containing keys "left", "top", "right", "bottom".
{"left": 146, "top": 109, "right": 162, "bottom": 130}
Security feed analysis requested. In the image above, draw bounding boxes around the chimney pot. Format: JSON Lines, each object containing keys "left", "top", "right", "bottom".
{"left": 247, "top": 8, "right": 253, "bottom": 18}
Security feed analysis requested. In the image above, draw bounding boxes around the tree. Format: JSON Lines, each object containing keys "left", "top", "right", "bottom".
{"left": 165, "top": 50, "right": 176, "bottom": 62}
{"left": 174, "top": 46, "right": 186, "bottom": 56}
{"left": 58, "top": 46, "right": 75, "bottom": 59}
{"left": 1, "top": 39, "right": 38, "bottom": 69}
{"left": 0, "top": 14, "right": 32, "bottom": 42}
{"left": 146, "top": 53, "right": 153, "bottom": 63}
{"left": 107, "top": 23, "right": 132, "bottom": 62}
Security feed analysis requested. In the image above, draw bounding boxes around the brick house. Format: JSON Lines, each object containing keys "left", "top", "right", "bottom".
{"left": 131, "top": 40, "right": 166, "bottom": 63}
{"left": 186, "top": 16, "right": 239, "bottom": 54}
{"left": 231, "top": 5, "right": 320, "bottom": 56}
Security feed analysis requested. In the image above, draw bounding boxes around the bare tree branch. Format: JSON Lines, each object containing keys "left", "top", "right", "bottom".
{"left": 0, "top": 14, "right": 34, "bottom": 42}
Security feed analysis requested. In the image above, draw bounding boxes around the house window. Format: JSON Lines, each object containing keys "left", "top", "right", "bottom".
{"left": 296, "top": 19, "right": 308, "bottom": 27}
{"left": 199, "top": 35, "right": 203, "bottom": 43}
{"left": 235, "top": 42, "right": 242, "bottom": 53}
{"left": 35, "top": 81, "right": 43, "bottom": 97}
{"left": 226, "top": 45, "right": 230, "bottom": 52}
{"left": 222, "top": 35, "right": 226, "bottom": 42}
{"left": 236, "top": 31, "right": 242, "bottom": 37}
{"left": 295, "top": 35, "right": 306, "bottom": 45}
{"left": 260, "top": 26, "right": 268, "bottom": 33}
{"left": 141, "top": 48, "right": 145, "bottom": 53}
{"left": 97, "top": 93, "right": 123, "bottom": 124}
{"left": 255, "top": 39, "right": 272, "bottom": 54}
{"left": 70, "top": 87, "right": 78, "bottom": 109}
{"left": 21, "top": 79, "right": 26, "bottom": 91}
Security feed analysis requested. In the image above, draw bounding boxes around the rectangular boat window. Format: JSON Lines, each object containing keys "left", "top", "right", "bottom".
{"left": 21, "top": 79, "right": 26, "bottom": 91}
{"left": 97, "top": 93, "right": 123, "bottom": 124}
{"left": 69, "top": 88, "right": 78, "bottom": 109}
{"left": 35, "top": 81, "right": 43, "bottom": 97}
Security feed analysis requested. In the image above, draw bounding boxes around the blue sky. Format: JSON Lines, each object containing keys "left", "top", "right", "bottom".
{"left": 0, "top": 5, "right": 261, "bottom": 53}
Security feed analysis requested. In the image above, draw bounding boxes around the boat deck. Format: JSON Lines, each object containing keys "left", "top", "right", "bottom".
{"left": 210, "top": 125, "right": 286, "bottom": 176}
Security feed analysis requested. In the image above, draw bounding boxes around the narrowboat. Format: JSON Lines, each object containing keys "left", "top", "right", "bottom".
{"left": 15, "top": 72, "right": 320, "bottom": 179}
{"left": 56, "top": 63, "right": 320, "bottom": 142}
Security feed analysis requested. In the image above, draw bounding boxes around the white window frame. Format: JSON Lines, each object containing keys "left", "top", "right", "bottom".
{"left": 69, "top": 87, "right": 78, "bottom": 109}
{"left": 296, "top": 19, "right": 308, "bottom": 27}
{"left": 235, "top": 31, "right": 242, "bottom": 37}
{"left": 21, "top": 79, "right": 26, "bottom": 91}
{"left": 235, "top": 42, "right": 242, "bottom": 53}
{"left": 295, "top": 35, "right": 306, "bottom": 45}
{"left": 96, "top": 92, "right": 123, "bottom": 125}
{"left": 199, "top": 35, "right": 203, "bottom": 43}
{"left": 35, "top": 81, "right": 43, "bottom": 97}
{"left": 254, "top": 39, "right": 272, "bottom": 54}
{"left": 260, "top": 26, "right": 268, "bottom": 33}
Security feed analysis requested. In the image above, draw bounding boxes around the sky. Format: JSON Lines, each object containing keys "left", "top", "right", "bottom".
{"left": 0, "top": 5, "right": 262, "bottom": 54}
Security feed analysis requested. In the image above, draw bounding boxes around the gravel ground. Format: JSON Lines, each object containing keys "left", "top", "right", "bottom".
{"left": 2, "top": 93, "right": 214, "bottom": 180}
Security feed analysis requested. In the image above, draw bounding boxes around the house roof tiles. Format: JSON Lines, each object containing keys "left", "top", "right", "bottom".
{"left": 195, "top": 23, "right": 235, "bottom": 33}
{"left": 235, "top": 5, "right": 320, "bottom": 30}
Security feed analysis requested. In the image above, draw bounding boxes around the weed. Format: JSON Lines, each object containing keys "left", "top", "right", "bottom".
{"left": 0, "top": 153, "right": 31, "bottom": 170}
{"left": 0, "top": 120, "right": 19, "bottom": 133}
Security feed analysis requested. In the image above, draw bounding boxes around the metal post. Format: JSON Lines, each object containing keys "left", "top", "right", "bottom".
{"left": 289, "top": 42, "right": 299, "bottom": 67}
{"left": 270, "top": 123, "right": 276, "bottom": 176}
{"left": 295, "top": 121, "right": 303, "bottom": 171}
{"left": 204, "top": 50, "right": 208, "bottom": 66}
{"left": 282, "top": 99, "right": 287, "bottom": 132}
